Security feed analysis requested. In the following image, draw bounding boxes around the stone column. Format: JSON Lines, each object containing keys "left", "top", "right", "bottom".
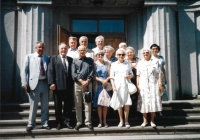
{"left": 142, "top": 5, "right": 178, "bottom": 100}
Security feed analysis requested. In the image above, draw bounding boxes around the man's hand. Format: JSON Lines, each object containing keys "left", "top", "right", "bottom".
{"left": 23, "top": 86, "right": 28, "bottom": 92}
{"left": 79, "top": 79, "right": 89, "bottom": 88}
{"left": 50, "top": 84, "right": 56, "bottom": 90}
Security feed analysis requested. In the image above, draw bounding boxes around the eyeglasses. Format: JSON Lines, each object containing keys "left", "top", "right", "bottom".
{"left": 117, "top": 54, "right": 125, "bottom": 56}
{"left": 142, "top": 52, "right": 149, "bottom": 54}
{"left": 97, "top": 53, "right": 104, "bottom": 56}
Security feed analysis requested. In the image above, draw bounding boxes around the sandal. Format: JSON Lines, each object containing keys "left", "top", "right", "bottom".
{"left": 118, "top": 122, "right": 123, "bottom": 127}
{"left": 125, "top": 122, "right": 130, "bottom": 129}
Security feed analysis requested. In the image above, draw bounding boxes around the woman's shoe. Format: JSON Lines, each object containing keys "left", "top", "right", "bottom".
{"left": 125, "top": 122, "right": 130, "bottom": 129}
{"left": 98, "top": 124, "right": 102, "bottom": 128}
{"left": 150, "top": 122, "right": 156, "bottom": 127}
{"left": 104, "top": 123, "right": 108, "bottom": 128}
{"left": 118, "top": 122, "right": 123, "bottom": 127}
{"left": 141, "top": 123, "right": 148, "bottom": 127}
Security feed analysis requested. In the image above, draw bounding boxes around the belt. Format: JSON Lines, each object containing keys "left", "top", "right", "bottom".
{"left": 39, "top": 79, "right": 47, "bottom": 81}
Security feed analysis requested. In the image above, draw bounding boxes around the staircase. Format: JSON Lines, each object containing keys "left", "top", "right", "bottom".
{"left": 0, "top": 100, "right": 200, "bottom": 139}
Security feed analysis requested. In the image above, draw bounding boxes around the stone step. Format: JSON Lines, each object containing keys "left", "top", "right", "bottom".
{"left": 1, "top": 108, "right": 200, "bottom": 121}
{"left": 1, "top": 100, "right": 200, "bottom": 112}
{"left": 1, "top": 116, "right": 200, "bottom": 129}
{"left": 0, "top": 124, "right": 200, "bottom": 139}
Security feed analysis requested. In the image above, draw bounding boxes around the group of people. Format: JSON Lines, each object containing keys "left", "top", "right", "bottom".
{"left": 21, "top": 35, "right": 168, "bottom": 132}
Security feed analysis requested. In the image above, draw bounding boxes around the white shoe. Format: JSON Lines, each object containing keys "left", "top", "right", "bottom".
{"left": 118, "top": 122, "right": 123, "bottom": 127}
{"left": 125, "top": 122, "right": 130, "bottom": 129}
{"left": 150, "top": 122, "right": 156, "bottom": 127}
{"left": 141, "top": 123, "right": 148, "bottom": 127}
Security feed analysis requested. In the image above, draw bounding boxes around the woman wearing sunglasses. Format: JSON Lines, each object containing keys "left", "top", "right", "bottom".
{"left": 110, "top": 48, "right": 133, "bottom": 128}
{"left": 93, "top": 50, "right": 111, "bottom": 128}
{"left": 136, "top": 47, "right": 163, "bottom": 128}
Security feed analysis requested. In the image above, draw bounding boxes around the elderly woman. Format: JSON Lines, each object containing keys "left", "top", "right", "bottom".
{"left": 150, "top": 44, "right": 168, "bottom": 101}
{"left": 110, "top": 48, "right": 133, "bottom": 128}
{"left": 103, "top": 45, "right": 117, "bottom": 63}
{"left": 126, "top": 47, "right": 140, "bottom": 118}
{"left": 93, "top": 50, "right": 110, "bottom": 128}
{"left": 137, "top": 47, "right": 163, "bottom": 127}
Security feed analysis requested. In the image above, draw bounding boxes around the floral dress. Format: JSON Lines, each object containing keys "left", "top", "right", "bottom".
{"left": 110, "top": 61, "right": 133, "bottom": 107}
{"left": 151, "top": 55, "right": 168, "bottom": 101}
{"left": 137, "top": 59, "right": 162, "bottom": 113}
{"left": 93, "top": 63, "right": 108, "bottom": 107}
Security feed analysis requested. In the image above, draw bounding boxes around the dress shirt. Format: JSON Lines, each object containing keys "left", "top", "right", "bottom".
{"left": 92, "top": 46, "right": 102, "bottom": 54}
{"left": 72, "top": 56, "right": 95, "bottom": 81}
{"left": 60, "top": 55, "right": 69, "bottom": 72}
{"left": 35, "top": 53, "right": 46, "bottom": 80}
{"left": 67, "top": 48, "right": 77, "bottom": 58}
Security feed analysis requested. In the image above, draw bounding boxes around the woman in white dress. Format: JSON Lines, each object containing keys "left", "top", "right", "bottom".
{"left": 110, "top": 48, "right": 133, "bottom": 128}
{"left": 137, "top": 47, "right": 163, "bottom": 128}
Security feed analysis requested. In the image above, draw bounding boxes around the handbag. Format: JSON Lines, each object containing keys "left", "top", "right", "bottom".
{"left": 110, "top": 91, "right": 121, "bottom": 110}
{"left": 97, "top": 88, "right": 111, "bottom": 107}
{"left": 127, "top": 79, "right": 137, "bottom": 95}
{"left": 83, "top": 87, "right": 92, "bottom": 102}
{"left": 105, "top": 82, "right": 112, "bottom": 91}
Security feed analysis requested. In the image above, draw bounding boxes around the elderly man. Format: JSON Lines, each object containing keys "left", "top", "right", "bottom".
{"left": 21, "top": 41, "right": 51, "bottom": 132}
{"left": 75, "top": 36, "right": 95, "bottom": 59}
{"left": 67, "top": 36, "right": 78, "bottom": 58}
{"left": 118, "top": 42, "right": 127, "bottom": 49}
{"left": 92, "top": 35, "right": 104, "bottom": 53}
{"left": 48, "top": 42, "right": 74, "bottom": 130}
{"left": 72, "top": 45, "right": 95, "bottom": 130}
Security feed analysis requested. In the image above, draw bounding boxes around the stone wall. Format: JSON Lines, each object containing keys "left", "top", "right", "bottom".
{"left": 1, "top": 1, "right": 70, "bottom": 102}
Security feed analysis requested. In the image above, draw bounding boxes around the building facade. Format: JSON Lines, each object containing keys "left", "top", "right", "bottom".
{"left": 1, "top": 0, "right": 200, "bottom": 102}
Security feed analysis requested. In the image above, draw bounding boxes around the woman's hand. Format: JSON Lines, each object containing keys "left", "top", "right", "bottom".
{"left": 101, "top": 79, "right": 108, "bottom": 87}
{"left": 159, "top": 84, "right": 164, "bottom": 93}
{"left": 113, "top": 87, "right": 117, "bottom": 92}
{"left": 125, "top": 75, "right": 133, "bottom": 79}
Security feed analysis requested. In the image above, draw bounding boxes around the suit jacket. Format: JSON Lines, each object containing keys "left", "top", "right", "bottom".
{"left": 48, "top": 55, "right": 73, "bottom": 91}
{"left": 21, "top": 53, "right": 50, "bottom": 90}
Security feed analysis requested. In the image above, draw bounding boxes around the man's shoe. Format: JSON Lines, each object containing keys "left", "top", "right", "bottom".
{"left": 74, "top": 124, "right": 82, "bottom": 131}
{"left": 64, "top": 121, "right": 73, "bottom": 129}
{"left": 56, "top": 124, "right": 62, "bottom": 130}
{"left": 42, "top": 126, "right": 51, "bottom": 130}
{"left": 26, "top": 127, "right": 33, "bottom": 132}
{"left": 86, "top": 124, "right": 93, "bottom": 130}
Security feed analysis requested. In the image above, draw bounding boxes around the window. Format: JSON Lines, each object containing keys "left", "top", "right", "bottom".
{"left": 72, "top": 19, "right": 124, "bottom": 33}
{"left": 72, "top": 20, "right": 97, "bottom": 32}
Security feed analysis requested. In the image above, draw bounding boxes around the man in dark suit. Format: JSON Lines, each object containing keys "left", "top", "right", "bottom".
{"left": 21, "top": 41, "right": 51, "bottom": 132}
{"left": 48, "top": 42, "right": 74, "bottom": 130}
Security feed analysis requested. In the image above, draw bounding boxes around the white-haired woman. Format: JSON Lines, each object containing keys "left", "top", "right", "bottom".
{"left": 103, "top": 45, "right": 117, "bottom": 64}
{"left": 110, "top": 48, "right": 133, "bottom": 128}
{"left": 93, "top": 50, "right": 110, "bottom": 128}
{"left": 126, "top": 47, "right": 140, "bottom": 118}
{"left": 137, "top": 47, "right": 163, "bottom": 128}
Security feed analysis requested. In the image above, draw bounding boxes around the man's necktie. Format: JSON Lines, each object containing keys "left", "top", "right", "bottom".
{"left": 40, "top": 56, "right": 45, "bottom": 76}
{"left": 62, "top": 57, "right": 67, "bottom": 74}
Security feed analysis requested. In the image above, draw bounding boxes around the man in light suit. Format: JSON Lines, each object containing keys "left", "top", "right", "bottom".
{"left": 21, "top": 41, "right": 51, "bottom": 132}
{"left": 48, "top": 42, "right": 74, "bottom": 130}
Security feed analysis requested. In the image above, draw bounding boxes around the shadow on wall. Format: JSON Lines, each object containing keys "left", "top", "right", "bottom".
{"left": 1, "top": 5, "right": 30, "bottom": 103}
